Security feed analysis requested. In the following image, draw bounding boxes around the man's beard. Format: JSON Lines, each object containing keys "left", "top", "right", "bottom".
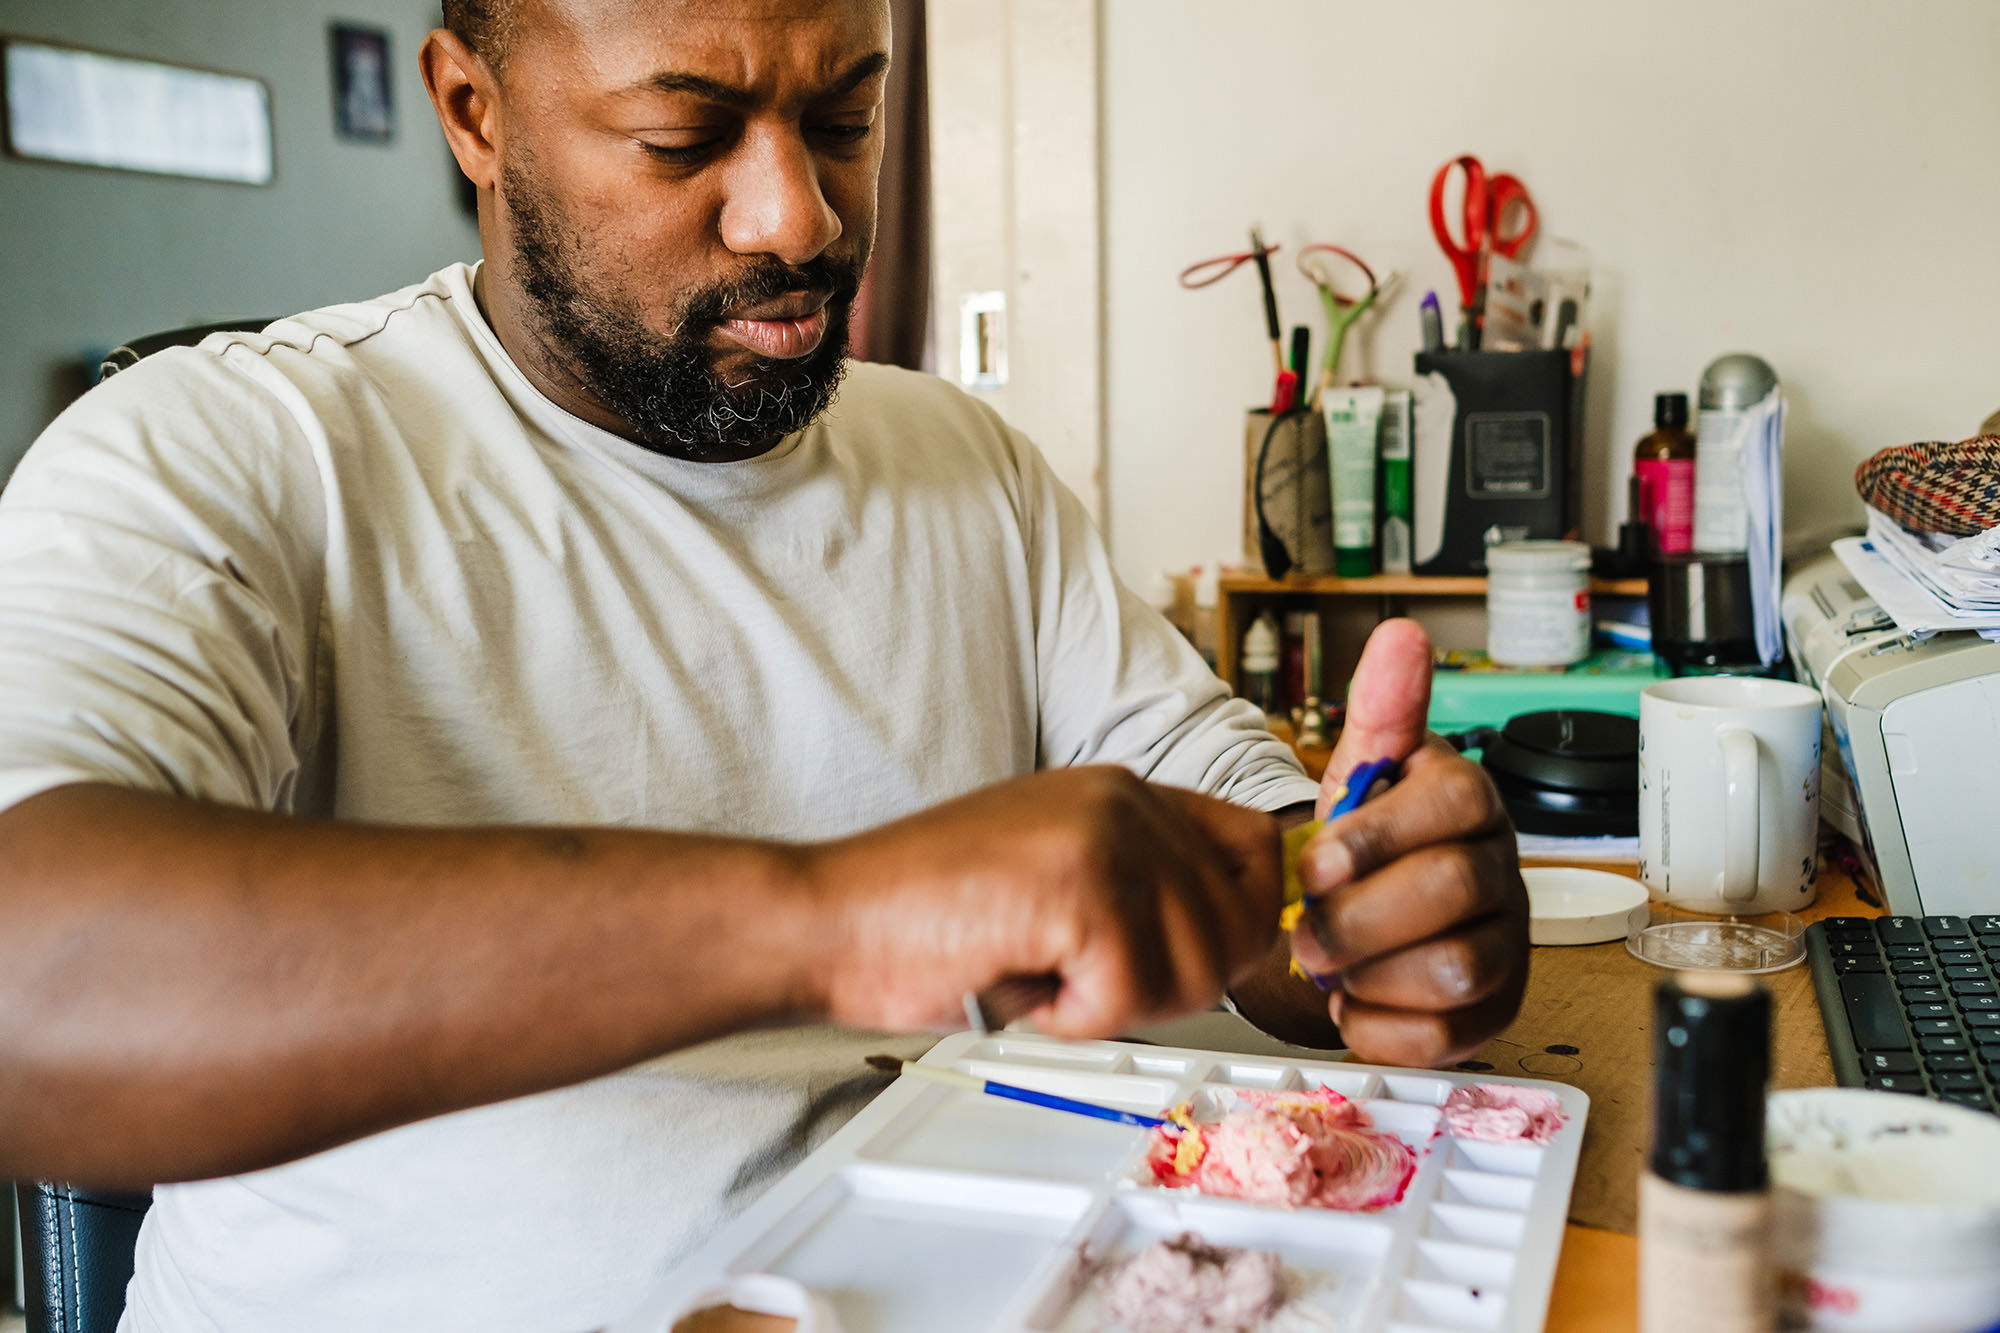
{"left": 502, "top": 160, "right": 861, "bottom": 460}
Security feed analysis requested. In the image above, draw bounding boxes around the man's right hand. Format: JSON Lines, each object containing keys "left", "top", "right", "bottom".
{"left": 803, "top": 766, "right": 1283, "bottom": 1038}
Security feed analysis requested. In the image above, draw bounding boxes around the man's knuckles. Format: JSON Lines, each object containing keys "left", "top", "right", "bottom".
{"left": 1345, "top": 931, "right": 1504, "bottom": 1009}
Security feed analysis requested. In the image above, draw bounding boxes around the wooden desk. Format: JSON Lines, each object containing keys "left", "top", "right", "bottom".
{"left": 670, "top": 867, "right": 1869, "bottom": 1332}
{"left": 1527, "top": 863, "right": 1870, "bottom": 1330}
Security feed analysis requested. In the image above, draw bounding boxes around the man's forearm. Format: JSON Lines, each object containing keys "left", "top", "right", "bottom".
{"left": 0, "top": 783, "right": 821, "bottom": 1187}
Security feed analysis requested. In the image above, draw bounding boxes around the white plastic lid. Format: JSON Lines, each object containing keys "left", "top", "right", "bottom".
{"left": 1486, "top": 540, "right": 1591, "bottom": 573}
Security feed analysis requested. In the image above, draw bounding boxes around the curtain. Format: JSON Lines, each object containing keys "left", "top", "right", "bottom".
{"left": 850, "top": 0, "right": 932, "bottom": 372}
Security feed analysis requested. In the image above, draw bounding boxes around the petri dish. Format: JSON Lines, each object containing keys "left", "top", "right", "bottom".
{"left": 1625, "top": 901, "right": 1805, "bottom": 973}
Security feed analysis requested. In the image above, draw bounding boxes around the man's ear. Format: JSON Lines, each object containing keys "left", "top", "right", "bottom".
{"left": 421, "top": 28, "right": 501, "bottom": 192}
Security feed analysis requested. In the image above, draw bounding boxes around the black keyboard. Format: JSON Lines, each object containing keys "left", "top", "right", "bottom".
{"left": 1807, "top": 914, "right": 2000, "bottom": 1113}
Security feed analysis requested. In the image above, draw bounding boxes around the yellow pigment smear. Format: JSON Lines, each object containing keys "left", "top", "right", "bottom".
{"left": 1282, "top": 819, "right": 1326, "bottom": 980}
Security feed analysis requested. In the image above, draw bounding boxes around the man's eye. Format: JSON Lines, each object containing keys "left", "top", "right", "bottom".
{"left": 639, "top": 139, "right": 723, "bottom": 166}
{"left": 812, "top": 124, "right": 873, "bottom": 148}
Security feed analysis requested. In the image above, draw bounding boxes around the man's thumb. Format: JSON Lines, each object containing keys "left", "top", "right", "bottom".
{"left": 1330, "top": 618, "right": 1433, "bottom": 773}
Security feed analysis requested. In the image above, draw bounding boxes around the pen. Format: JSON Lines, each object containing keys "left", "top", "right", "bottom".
{"left": 1420, "top": 291, "right": 1444, "bottom": 354}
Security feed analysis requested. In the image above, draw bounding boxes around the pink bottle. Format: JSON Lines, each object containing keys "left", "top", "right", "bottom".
{"left": 1634, "top": 393, "right": 1695, "bottom": 554}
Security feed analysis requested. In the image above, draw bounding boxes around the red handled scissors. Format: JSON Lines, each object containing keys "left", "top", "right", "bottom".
{"left": 1428, "top": 155, "right": 1538, "bottom": 349}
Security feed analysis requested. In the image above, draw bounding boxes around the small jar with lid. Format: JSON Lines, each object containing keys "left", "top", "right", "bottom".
{"left": 1486, "top": 540, "right": 1592, "bottom": 667}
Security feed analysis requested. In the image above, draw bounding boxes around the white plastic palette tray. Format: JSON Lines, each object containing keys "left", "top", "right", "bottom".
{"left": 612, "top": 1031, "right": 1590, "bottom": 1333}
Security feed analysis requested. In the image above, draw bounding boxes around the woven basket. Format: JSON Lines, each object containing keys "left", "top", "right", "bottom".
{"left": 1854, "top": 434, "right": 2000, "bottom": 535}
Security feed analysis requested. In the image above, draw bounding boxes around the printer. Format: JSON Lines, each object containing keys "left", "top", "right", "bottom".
{"left": 1785, "top": 553, "right": 2000, "bottom": 917}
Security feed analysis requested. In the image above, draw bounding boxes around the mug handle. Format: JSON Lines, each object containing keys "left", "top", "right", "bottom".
{"left": 1719, "top": 726, "right": 1761, "bottom": 904}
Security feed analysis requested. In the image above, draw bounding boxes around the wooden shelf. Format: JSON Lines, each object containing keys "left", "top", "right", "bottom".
{"left": 1213, "top": 571, "right": 1650, "bottom": 692}
{"left": 1219, "top": 573, "right": 1649, "bottom": 598}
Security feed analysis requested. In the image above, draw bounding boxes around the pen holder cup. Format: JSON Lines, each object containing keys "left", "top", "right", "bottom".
{"left": 1243, "top": 407, "right": 1334, "bottom": 578}
{"left": 1410, "top": 350, "right": 1582, "bottom": 576}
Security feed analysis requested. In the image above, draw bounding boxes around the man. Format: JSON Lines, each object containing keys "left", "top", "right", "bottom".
{"left": 0, "top": 0, "right": 1525, "bottom": 1327}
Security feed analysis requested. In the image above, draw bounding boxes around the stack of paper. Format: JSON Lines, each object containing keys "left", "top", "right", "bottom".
{"left": 1832, "top": 508, "right": 2000, "bottom": 640}
{"left": 1740, "top": 391, "right": 1788, "bottom": 664}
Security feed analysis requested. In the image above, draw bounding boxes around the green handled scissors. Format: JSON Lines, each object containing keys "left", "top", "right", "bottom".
{"left": 1297, "top": 244, "right": 1399, "bottom": 408}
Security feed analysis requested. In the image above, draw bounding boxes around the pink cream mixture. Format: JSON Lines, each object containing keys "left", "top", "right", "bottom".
{"left": 1143, "top": 1088, "right": 1418, "bottom": 1211}
{"left": 1439, "top": 1083, "right": 1567, "bottom": 1145}
{"left": 1101, "top": 1232, "right": 1283, "bottom": 1333}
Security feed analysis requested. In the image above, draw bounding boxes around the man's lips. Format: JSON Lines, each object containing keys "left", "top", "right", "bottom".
{"left": 714, "top": 293, "right": 833, "bottom": 360}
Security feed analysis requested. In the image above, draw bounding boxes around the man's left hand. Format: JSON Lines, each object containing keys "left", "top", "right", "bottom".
{"left": 1286, "top": 619, "right": 1528, "bottom": 1066}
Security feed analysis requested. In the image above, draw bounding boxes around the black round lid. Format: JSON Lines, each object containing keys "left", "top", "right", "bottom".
{"left": 1482, "top": 710, "right": 1639, "bottom": 794}
{"left": 1654, "top": 392, "right": 1689, "bottom": 430}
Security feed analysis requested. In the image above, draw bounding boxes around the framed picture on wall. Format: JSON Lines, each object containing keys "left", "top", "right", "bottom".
{"left": 1, "top": 37, "right": 274, "bottom": 184}
{"left": 330, "top": 23, "right": 393, "bottom": 142}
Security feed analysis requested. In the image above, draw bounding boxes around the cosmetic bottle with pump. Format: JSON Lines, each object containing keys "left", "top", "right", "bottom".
{"left": 1639, "top": 971, "right": 1773, "bottom": 1333}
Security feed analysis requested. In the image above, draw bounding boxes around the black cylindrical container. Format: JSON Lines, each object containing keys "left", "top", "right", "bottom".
{"left": 1648, "top": 552, "right": 1759, "bottom": 670}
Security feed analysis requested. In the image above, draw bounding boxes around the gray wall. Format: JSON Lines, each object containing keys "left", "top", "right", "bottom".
{"left": 0, "top": 0, "right": 483, "bottom": 478}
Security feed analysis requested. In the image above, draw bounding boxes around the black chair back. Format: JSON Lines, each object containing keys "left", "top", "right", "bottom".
{"left": 21, "top": 1186, "right": 152, "bottom": 1333}
{"left": 97, "top": 318, "right": 279, "bottom": 384}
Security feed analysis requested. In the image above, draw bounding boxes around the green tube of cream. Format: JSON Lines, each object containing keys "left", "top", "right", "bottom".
{"left": 1323, "top": 386, "right": 1386, "bottom": 578}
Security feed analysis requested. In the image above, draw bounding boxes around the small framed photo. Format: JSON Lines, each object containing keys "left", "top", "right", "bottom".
{"left": 330, "top": 24, "right": 393, "bottom": 142}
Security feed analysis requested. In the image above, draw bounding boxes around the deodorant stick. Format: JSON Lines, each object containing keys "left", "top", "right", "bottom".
{"left": 1639, "top": 971, "right": 1773, "bottom": 1333}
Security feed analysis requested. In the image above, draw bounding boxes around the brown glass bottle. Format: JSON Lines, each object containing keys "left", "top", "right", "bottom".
{"left": 1634, "top": 392, "right": 1696, "bottom": 554}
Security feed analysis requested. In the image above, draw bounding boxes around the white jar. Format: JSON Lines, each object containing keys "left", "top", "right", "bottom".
{"left": 1486, "top": 540, "right": 1592, "bottom": 667}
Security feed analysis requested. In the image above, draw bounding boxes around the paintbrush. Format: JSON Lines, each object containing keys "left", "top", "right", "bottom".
{"left": 864, "top": 1054, "right": 1168, "bottom": 1130}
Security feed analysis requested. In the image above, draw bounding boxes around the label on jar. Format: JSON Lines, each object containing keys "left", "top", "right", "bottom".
{"left": 1487, "top": 582, "right": 1591, "bottom": 667}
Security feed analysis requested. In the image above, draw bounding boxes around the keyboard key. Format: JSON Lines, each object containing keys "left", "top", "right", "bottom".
{"left": 1979, "top": 1043, "right": 2000, "bottom": 1068}
{"left": 1935, "top": 1070, "right": 1985, "bottom": 1091}
{"left": 1887, "top": 944, "right": 1931, "bottom": 960}
{"left": 1937, "top": 951, "right": 1983, "bottom": 968}
{"left": 1909, "top": 1002, "right": 1954, "bottom": 1020}
{"left": 1834, "top": 956, "right": 1885, "bottom": 975}
{"left": 1952, "top": 978, "right": 1997, "bottom": 997}
{"left": 1923, "top": 1033, "right": 1971, "bottom": 1054}
{"left": 1915, "top": 1018, "right": 1964, "bottom": 1037}
{"left": 1960, "top": 994, "right": 2000, "bottom": 1012}
{"left": 1869, "top": 1073, "right": 1928, "bottom": 1094}
{"left": 1925, "top": 1051, "right": 1975, "bottom": 1072}
{"left": 1905, "top": 987, "right": 1947, "bottom": 1005}
{"left": 1965, "top": 1011, "right": 2000, "bottom": 1029}
{"left": 1898, "top": 971, "right": 1942, "bottom": 989}
{"left": 1926, "top": 916, "right": 1972, "bottom": 939}
{"left": 1971, "top": 915, "right": 2000, "bottom": 936}
{"left": 1842, "top": 974, "right": 1914, "bottom": 1050}
{"left": 1943, "top": 1091, "right": 1993, "bottom": 1111}
{"left": 1948, "top": 966, "right": 1990, "bottom": 981}
{"left": 1824, "top": 916, "right": 1874, "bottom": 932}
{"left": 1862, "top": 1051, "right": 1920, "bottom": 1074}
{"left": 1879, "top": 917, "right": 1925, "bottom": 945}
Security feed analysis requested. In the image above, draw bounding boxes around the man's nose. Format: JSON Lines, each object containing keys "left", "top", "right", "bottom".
{"left": 718, "top": 127, "right": 843, "bottom": 267}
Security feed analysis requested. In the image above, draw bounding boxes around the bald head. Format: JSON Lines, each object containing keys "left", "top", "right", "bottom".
{"left": 421, "top": 0, "right": 893, "bottom": 458}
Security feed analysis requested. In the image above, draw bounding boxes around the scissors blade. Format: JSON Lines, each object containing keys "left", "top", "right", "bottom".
{"left": 1428, "top": 156, "right": 1488, "bottom": 312}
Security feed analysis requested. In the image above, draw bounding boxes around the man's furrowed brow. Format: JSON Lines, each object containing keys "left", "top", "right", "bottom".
{"left": 638, "top": 52, "right": 889, "bottom": 105}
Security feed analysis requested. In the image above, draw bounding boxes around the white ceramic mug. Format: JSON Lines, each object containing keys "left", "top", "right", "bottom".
{"left": 1638, "top": 676, "right": 1822, "bottom": 915}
